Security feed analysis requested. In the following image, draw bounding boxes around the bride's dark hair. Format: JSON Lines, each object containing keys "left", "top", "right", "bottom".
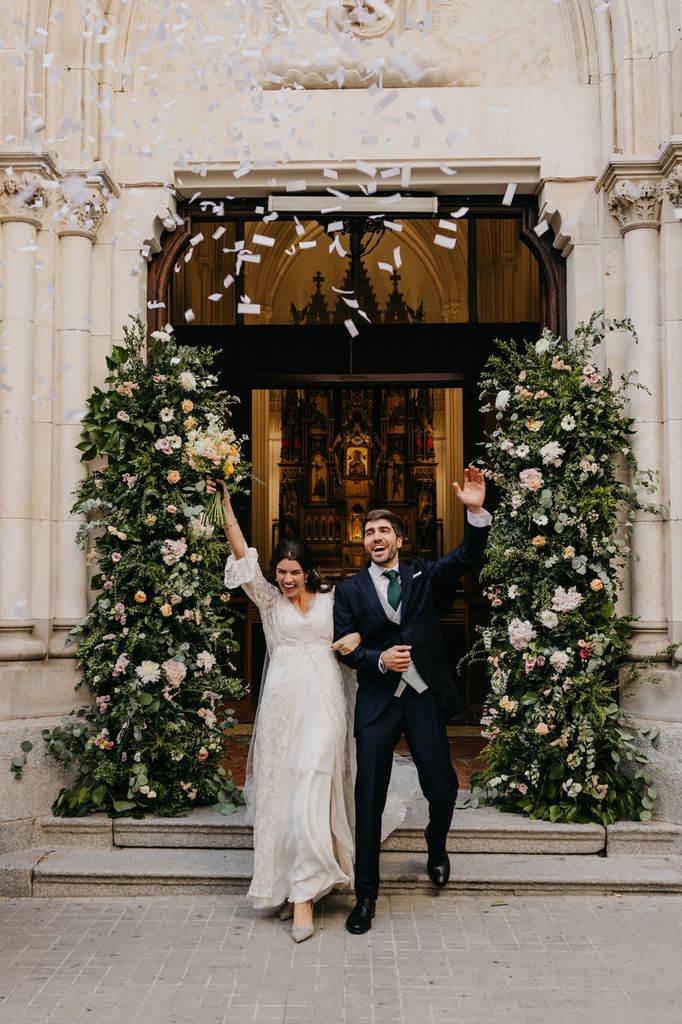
{"left": 269, "top": 539, "right": 331, "bottom": 593}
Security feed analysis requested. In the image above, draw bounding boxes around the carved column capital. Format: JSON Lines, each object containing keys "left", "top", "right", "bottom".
{"left": 665, "top": 164, "right": 682, "bottom": 211}
{"left": 0, "top": 170, "right": 52, "bottom": 227}
{"left": 55, "top": 188, "right": 108, "bottom": 240}
{"left": 606, "top": 179, "right": 664, "bottom": 234}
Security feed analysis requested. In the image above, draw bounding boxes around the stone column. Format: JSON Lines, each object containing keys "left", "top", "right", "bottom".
{"left": 663, "top": 157, "right": 682, "bottom": 655}
{"left": 604, "top": 172, "right": 666, "bottom": 658}
{"left": 49, "top": 191, "right": 106, "bottom": 656}
{"left": 0, "top": 173, "right": 50, "bottom": 660}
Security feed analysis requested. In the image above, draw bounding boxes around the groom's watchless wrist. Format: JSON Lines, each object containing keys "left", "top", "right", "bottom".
{"left": 378, "top": 654, "right": 387, "bottom": 674}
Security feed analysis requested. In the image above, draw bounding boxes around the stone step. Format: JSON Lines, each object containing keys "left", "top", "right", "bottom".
{"left": 35, "top": 796, "right": 614, "bottom": 856}
{"left": 5, "top": 846, "right": 682, "bottom": 898}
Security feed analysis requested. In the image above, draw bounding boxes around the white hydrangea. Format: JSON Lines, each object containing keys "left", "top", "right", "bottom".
{"left": 179, "top": 371, "right": 197, "bottom": 391}
{"left": 507, "top": 618, "right": 537, "bottom": 651}
{"left": 495, "top": 390, "right": 511, "bottom": 411}
{"left": 539, "top": 610, "right": 559, "bottom": 629}
{"left": 549, "top": 650, "right": 570, "bottom": 673}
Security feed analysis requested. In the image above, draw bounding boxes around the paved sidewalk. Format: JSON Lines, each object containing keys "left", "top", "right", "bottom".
{"left": 1, "top": 893, "right": 681, "bottom": 1024}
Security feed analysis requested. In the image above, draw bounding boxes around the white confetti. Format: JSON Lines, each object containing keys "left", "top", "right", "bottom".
{"left": 342, "top": 297, "right": 359, "bottom": 309}
{"left": 223, "top": 274, "right": 234, "bottom": 289}
{"left": 323, "top": 168, "right": 339, "bottom": 179}
{"left": 238, "top": 303, "right": 261, "bottom": 315}
{"left": 327, "top": 221, "right": 344, "bottom": 233}
{"left": 439, "top": 165, "right": 458, "bottom": 176}
{"left": 378, "top": 262, "right": 393, "bottom": 273}
{"left": 300, "top": 240, "right": 317, "bottom": 249}
{"left": 502, "top": 183, "right": 518, "bottom": 206}
{"left": 190, "top": 233, "right": 204, "bottom": 246}
{"left": 184, "top": 309, "right": 195, "bottom": 322}
{"left": 207, "top": 294, "right": 222, "bottom": 302}
{"left": 285, "top": 180, "right": 307, "bottom": 192}
{"left": 354, "top": 161, "right": 377, "bottom": 178}
{"left": 434, "top": 234, "right": 457, "bottom": 249}
{"left": 212, "top": 226, "right": 226, "bottom": 240}
{"left": 393, "top": 247, "right": 402, "bottom": 268}
{"left": 329, "top": 235, "right": 348, "bottom": 257}
{"left": 534, "top": 220, "right": 549, "bottom": 236}
{"left": 383, "top": 220, "right": 403, "bottom": 232}
{"left": 344, "top": 319, "right": 359, "bottom": 338}
{"left": 451, "top": 207, "right": 469, "bottom": 218}
{"left": 438, "top": 219, "right": 458, "bottom": 233}
{"left": 252, "top": 233, "right": 275, "bottom": 247}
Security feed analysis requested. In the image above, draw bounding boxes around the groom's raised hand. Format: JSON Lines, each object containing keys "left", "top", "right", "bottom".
{"left": 453, "top": 465, "right": 486, "bottom": 515}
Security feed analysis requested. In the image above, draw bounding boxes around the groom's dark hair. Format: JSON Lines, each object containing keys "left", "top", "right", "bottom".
{"left": 363, "top": 508, "right": 405, "bottom": 538}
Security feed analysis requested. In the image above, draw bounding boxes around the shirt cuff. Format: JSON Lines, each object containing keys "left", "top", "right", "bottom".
{"left": 378, "top": 654, "right": 387, "bottom": 674}
{"left": 467, "top": 508, "right": 493, "bottom": 528}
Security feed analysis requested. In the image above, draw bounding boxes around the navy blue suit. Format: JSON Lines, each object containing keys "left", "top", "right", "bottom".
{"left": 333, "top": 522, "right": 488, "bottom": 898}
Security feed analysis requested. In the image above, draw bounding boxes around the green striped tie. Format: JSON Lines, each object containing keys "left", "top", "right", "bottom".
{"left": 383, "top": 569, "right": 401, "bottom": 611}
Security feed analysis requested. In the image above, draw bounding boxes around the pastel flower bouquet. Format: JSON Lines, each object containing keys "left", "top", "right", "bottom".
{"left": 470, "top": 313, "right": 660, "bottom": 825}
{"left": 184, "top": 414, "right": 246, "bottom": 527}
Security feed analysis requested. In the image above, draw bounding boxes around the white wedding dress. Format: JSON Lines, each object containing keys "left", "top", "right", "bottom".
{"left": 224, "top": 548, "right": 419, "bottom": 911}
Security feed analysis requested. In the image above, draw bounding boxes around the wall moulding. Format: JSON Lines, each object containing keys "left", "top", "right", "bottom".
{"left": 0, "top": 152, "right": 119, "bottom": 231}
{"left": 173, "top": 158, "right": 543, "bottom": 200}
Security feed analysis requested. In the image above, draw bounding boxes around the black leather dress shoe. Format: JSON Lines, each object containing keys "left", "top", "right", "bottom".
{"left": 345, "top": 898, "right": 376, "bottom": 935}
{"left": 425, "top": 826, "right": 450, "bottom": 888}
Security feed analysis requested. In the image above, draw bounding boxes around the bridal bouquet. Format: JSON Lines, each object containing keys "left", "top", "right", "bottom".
{"left": 185, "top": 414, "right": 244, "bottom": 526}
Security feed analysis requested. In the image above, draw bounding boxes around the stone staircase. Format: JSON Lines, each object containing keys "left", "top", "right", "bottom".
{"left": 3, "top": 795, "right": 682, "bottom": 898}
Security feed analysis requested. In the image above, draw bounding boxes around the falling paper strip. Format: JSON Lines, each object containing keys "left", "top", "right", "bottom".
{"left": 184, "top": 309, "right": 195, "bottom": 322}
{"left": 300, "top": 240, "right": 317, "bottom": 249}
{"left": 383, "top": 220, "right": 403, "bottom": 232}
{"left": 393, "top": 247, "right": 402, "bottom": 268}
{"left": 223, "top": 275, "right": 234, "bottom": 289}
{"left": 238, "top": 303, "right": 261, "bottom": 315}
{"left": 378, "top": 262, "right": 393, "bottom": 273}
{"left": 208, "top": 294, "right": 222, "bottom": 302}
{"left": 190, "top": 233, "right": 204, "bottom": 246}
{"left": 434, "top": 234, "right": 457, "bottom": 249}
{"left": 451, "top": 207, "right": 469, "bottom": 218}
{"left": 342, "top": 297, "right": 360, "bottom": 308}
{"left": 534, "top": 220, "right": 549, "bottom": 236}
{"left": 327, "top": 221, "right": 344, "bottom": 233}
{"left": 344, "top": 319, "right": 359, "bottom": 338}
{"left": 252, "top": 233, "right": 275, "bottom": 247}
{"left": 502, "top": 183, "right": 517, "bottom": 206}
{"left": 438, "top": 219, "right": 457, "bottom": 232}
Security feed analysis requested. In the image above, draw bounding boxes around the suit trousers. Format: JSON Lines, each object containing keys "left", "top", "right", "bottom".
{"left": 354, "top": 686, "right": 459, "bottom": 900}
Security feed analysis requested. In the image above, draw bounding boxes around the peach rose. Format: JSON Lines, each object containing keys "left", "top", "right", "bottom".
{"left": 134, "top": 591, "right": 147, "bottom": 604}
{"left": 535, "top": 722, "right": 549, "bottom": 736}
{"left": 167, "top": 470, "right": 180, "bottom": 484}
{"left": 590, "top": 578, "right": 604, "bottom": 592}
{"left": 181, "top": 399, "right": 194, "bottom": 413}
{"left": 532, "top": 536, "right": 547, "bottom": 547}
{"left": 160, "top": 603, "right": 173, "bottom": 617}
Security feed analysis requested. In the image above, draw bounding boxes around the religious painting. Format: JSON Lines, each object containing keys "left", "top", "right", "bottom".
{"left": 311, "top": 451, "right": 327, "bottom": 501}
{"left": 346, "top": 446, "right": 368, "bottom": 478}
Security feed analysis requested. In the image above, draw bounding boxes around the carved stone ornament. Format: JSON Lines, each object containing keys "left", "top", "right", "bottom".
{"left": 0, "top": 171, "right": 51, "bottom": 223}
{"left": 665, "top": 164, "right": 682, "bottom": 210}
{"left": 251, "top": 0, "right": 572, "bottom": 90}
{"left": 606, "top": 179, "right": 664, "bottom": 233}
{"left": 55, "top": 189, "right": 107, "bottom": 238}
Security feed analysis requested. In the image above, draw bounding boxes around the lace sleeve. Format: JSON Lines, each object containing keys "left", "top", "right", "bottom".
{"left": 224, "top": 547, "right": 279, "bottom": 611}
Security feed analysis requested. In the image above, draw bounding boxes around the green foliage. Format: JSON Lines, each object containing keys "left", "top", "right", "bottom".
{"left": 44, "top": 317, "right": 249, "bottom": 817}
{"left": 469, "top": 313, "right": 660, "bottom": 825}
{"left": 10, "top": 740, "right": 33, "bottom": 780}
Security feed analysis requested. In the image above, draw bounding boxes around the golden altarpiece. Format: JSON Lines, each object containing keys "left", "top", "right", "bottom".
{"left": 278, "top": 386, "right": 439, "bottom": 572}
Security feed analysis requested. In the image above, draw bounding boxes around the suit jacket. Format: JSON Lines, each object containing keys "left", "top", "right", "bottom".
{"left": 333, "top": 522, "right": 489, "bottom": 733}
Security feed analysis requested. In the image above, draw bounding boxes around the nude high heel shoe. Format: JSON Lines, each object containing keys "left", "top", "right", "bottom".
{"left": 291, "top": 921, "right": 315, "bottom": 943}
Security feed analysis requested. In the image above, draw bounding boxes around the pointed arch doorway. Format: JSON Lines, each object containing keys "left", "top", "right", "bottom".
{"left": 149, "top": 195, "right": 565, "bottom": 721}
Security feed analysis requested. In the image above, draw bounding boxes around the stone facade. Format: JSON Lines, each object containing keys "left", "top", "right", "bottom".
{"left": 1, "top": 1, "right": 682, "bottom": 848}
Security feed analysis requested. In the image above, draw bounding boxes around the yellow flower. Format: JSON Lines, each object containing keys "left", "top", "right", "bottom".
{"left": 145, "top": 514, "right": 157, "bottom": 526}
{"left": 225, "top": 463, "right": 235, "bottom": 476}
{"left": 563, "top": 546, "right": 576, "bottom": 558}
{"left": 184, "top": 416, "right": 197, "bottom": 429}
{"left": 181, "top": 399, "right": 194, "bottom": 414}
{"left": 134, "top": 590, "right": 147, "bottom": 604}
{"left": 525, "top": 419, "right": 543, "bottom": 432}
{"left": 532, "top": 535, "right": 547, "bottom": 547}
{"left": 590, "top": 578, "right": 604, "bottom": 592}
{"left": 167, "top": 470, "right": 180, "bottom": 484}
{"left": 160, "top": 603, "right": 173, "bottom": 617}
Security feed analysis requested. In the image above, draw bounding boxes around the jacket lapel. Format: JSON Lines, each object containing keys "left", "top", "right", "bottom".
{"left": 357, "top": 567, "right": 387, "bottom": 621}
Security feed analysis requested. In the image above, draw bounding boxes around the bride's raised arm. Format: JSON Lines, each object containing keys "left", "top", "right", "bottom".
{"left": 206, "top": 476, "right": 247, "bottom": 559}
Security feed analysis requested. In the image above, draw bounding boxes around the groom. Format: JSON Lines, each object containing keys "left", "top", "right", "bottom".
{"left": 333, "top": 466, "right": 490, "bottom": 934}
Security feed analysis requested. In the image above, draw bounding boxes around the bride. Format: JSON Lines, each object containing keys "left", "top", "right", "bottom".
{"left": 210, "top": 479, "right": 417, "bottom": 943}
